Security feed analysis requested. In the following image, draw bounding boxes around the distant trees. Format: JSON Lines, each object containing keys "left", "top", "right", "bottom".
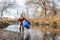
{"left": 0, "top": 0, "right": 15, "bottom": 20}
{"left": 25, "top": 0, "right": 57, "bottom": 18}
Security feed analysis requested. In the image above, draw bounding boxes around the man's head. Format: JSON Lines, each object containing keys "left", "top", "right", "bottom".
{"left": 20, "top": 14, "right": 24, "bottom": 19}
{"left": 21, "top": 14, "right": 23, "bottom": 17}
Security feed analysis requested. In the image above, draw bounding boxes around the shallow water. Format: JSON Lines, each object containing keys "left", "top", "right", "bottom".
{"left": 4, "top": 25, "right": 20, "bottom": 32}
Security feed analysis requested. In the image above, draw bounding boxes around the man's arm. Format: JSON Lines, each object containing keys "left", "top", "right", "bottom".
{"left": 24, "top": 17, "right": 28, "bottom": 21}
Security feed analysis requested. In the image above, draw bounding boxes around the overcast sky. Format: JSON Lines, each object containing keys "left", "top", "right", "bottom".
{"left": 15, "top": 0, "right": 26, "bottom": 7}
{"left": 55, "top": 0, "right": 60, "bottom": 8}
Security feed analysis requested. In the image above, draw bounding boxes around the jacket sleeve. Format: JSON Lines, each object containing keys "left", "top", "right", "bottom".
{"left": 18, "top": 18, "right": 20, "bottom": 22}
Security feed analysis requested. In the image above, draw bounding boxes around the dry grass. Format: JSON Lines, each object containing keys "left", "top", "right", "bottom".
{"left": 29, "top": 14, "right": 60, "bottom": 35}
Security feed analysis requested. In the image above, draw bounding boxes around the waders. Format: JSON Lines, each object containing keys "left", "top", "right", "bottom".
{"left": 20, "top": 24, "right": 24, "bottom": 40}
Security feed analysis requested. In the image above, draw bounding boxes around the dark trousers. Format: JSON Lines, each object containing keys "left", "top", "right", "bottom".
{"left": 20, "top": 24, "right": 24, "bottom": 40}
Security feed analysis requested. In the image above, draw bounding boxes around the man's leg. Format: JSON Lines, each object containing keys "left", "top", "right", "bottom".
{"left": 21, "top": 25, "right": 24, "bottom": 40}
{"left": 20, "top": 25, "right": 21, "bottom": 32}
{"left": 20, "top": 24, "right": 24, "bottom": 40}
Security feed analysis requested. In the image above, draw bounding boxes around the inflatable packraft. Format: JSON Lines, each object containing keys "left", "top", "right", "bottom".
{"left": 22, "top": 20, "right": 30, "bottom": 29}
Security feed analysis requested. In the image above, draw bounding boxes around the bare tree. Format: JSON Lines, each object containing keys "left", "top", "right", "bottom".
{"left": 0, "top": 0, "right": 15, "bottom": 20}
{"left": 25, "top": 0, "right": 56, "bottom": 18}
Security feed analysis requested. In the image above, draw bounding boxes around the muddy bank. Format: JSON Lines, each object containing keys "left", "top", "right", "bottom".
{"left": 0, "top": 30, "right": 21, "bottom": 40}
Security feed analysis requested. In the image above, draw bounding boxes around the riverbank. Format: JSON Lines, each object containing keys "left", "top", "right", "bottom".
{"left": 0, "top": 30, "right": 21, "bottom": 40}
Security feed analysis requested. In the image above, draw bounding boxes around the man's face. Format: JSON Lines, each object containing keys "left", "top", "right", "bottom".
{"left": 20, "top": 16, "right": 24, "bottom": 19}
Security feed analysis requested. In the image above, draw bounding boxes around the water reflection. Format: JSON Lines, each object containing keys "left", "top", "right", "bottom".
{"left": 4, "top": 25, "right": 20, "bottom": 32}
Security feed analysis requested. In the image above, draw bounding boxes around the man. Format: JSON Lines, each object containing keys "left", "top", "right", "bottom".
{"left": 18, "top": 15, "right": 30, "bottom": 40}
{"left": 18, "top": 15, "right": 30, "bottom": 28}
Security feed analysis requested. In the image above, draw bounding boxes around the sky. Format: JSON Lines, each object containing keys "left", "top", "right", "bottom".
{"left": 55, "top": 0, "right": 60, "bottom": 8}
{"left": 15, "top": 0, "right": 26, "bottom": 7}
